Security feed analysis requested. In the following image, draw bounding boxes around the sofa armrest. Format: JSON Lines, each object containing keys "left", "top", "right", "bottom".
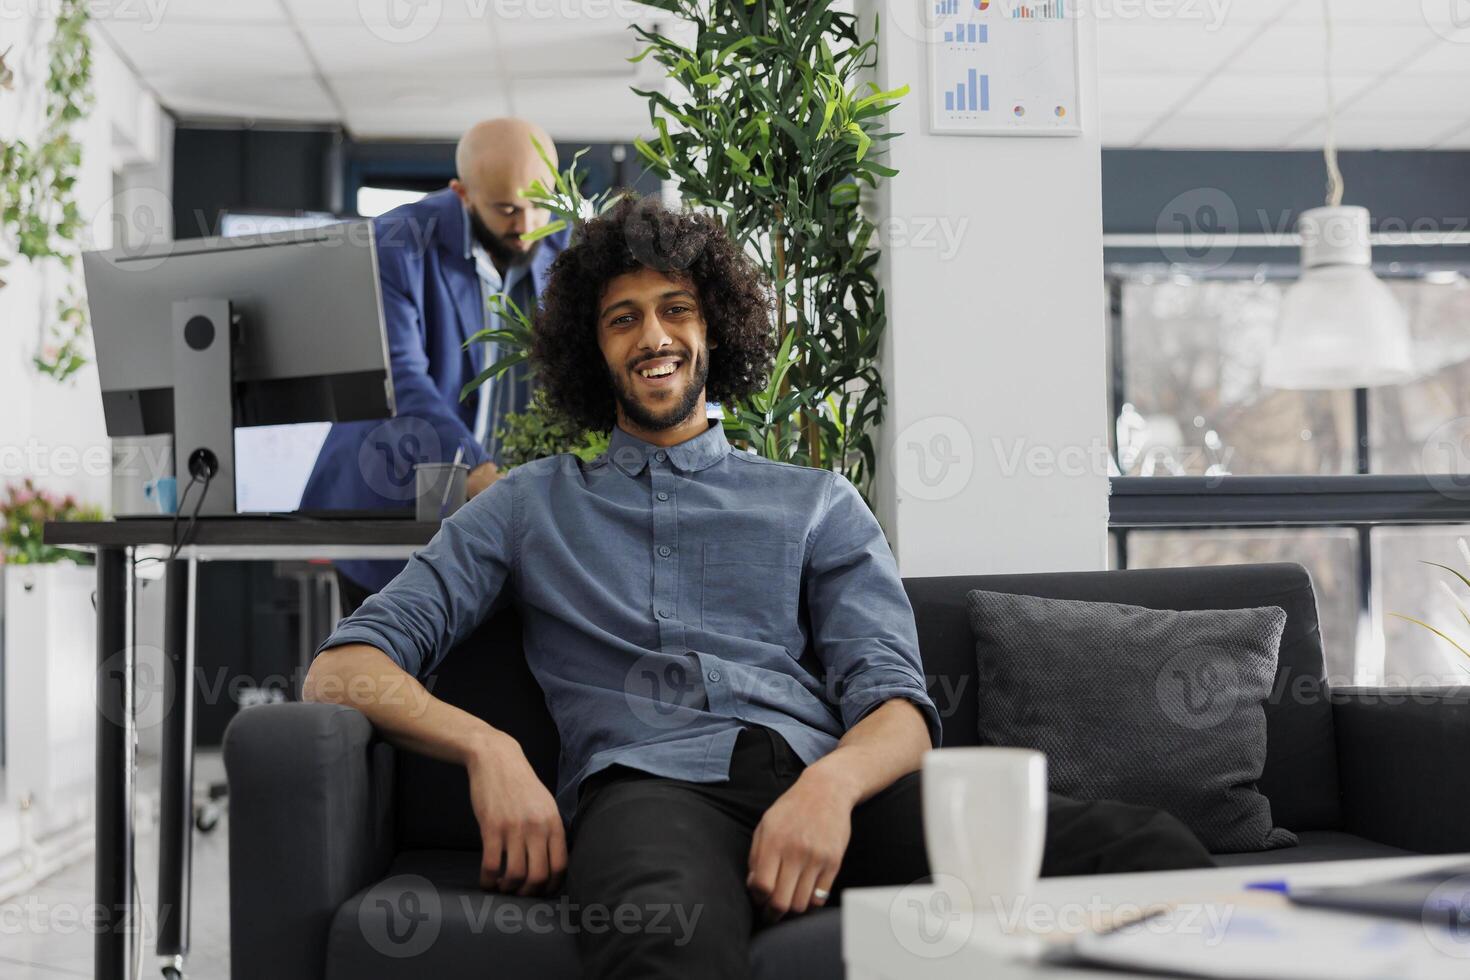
{"left": 223, "top": 702, "right": 395, "bottom": 980}
{"left": 1333, "top": 686, "right": 1470, "bottom": 853}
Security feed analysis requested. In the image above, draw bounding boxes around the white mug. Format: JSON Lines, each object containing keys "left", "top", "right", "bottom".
{"left": 922, "top": 747, "right": 1047, "bottom": 935}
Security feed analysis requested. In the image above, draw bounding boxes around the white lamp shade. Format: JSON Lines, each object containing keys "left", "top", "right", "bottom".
{"left": 1261, "top": 206, "right": 1416, "bottom": 390}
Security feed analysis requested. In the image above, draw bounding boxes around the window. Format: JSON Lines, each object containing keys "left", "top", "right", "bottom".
{"left": 1108, "top": 267, "right": 1470, "bottom": 686}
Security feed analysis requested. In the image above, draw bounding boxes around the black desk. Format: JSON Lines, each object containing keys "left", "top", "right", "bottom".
{"left": 44, "top": 518, "right": 439, "bottom": 980}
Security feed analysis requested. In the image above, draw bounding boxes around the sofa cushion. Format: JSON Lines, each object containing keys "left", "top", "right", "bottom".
{"left": 324, "top": 850, "right": 840, "bottom": 980}
{"left": 966, "top": 589, "right": 1297, "bottom": 853}
{"left": 904, "top": 564, "right": 1343, "bottom": 833}
{"left": 1211, "top": 831, "right": 1413, "bottom": 867}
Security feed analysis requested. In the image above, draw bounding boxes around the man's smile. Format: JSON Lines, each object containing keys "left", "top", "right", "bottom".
{"left": 633, "top": 355, "right": 685, "bottom": 390}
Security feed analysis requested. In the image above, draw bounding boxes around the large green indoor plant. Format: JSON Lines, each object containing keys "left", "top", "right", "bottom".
{"left": 628, "top": 0, "right": 905, "bottom": 495}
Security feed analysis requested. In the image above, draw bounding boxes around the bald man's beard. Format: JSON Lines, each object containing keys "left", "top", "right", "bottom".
{"left": 468, "top": 206, "right": 538, "bottom": 269}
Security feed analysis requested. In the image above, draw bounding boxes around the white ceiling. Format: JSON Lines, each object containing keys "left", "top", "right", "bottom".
{"left": 95, "top": 0, "right": 1470, "bottom": 148}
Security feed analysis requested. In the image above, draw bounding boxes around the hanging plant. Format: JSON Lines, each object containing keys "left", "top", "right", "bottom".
{"left": 627, "top": 0, "right": 906, "bottom": 498}
{"left": 0, "top": 1, "right": 95, "bottom": 379}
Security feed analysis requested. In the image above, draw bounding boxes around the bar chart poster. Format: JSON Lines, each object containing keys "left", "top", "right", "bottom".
{"left": 927, "top": 0, "right": 1080, "bottom": 136}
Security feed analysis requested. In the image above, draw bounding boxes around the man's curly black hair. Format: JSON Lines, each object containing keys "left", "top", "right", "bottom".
{"left": 530, "top": 194, "right": 775, "bottom": 434}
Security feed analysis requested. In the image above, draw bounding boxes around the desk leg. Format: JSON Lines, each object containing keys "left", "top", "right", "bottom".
{"left": 157, "top": 558, "right": 195, "bottom": 963}
{"left": 95, "top": 546, "right": 132, "bottom": 980}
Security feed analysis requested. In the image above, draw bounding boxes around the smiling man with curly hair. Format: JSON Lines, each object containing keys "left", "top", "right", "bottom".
{"left": 306, "top": 194, "right": 1213, "bottom": 979}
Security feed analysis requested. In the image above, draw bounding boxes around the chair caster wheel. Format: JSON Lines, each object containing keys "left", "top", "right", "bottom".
{"left": 195, "top": 803, "right": 220, "bottom": 833}
{"left": 162, "top": 966, "right": 184, "bottom": 980}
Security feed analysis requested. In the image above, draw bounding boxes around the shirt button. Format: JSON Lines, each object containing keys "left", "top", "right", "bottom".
{"left": 657, "top": 545, "right": 672, "bottom": 558}
{"left": 655, "top": 451, "right": 667, "bottom": 462}
{"left": 656, "top": 491, "right": 669, "bottom": 501}
{"left": 707, "top": 669, "right": 721, "bottom": 683}
{"left": 657, "top": 608, "right": 671, "bottom": 619}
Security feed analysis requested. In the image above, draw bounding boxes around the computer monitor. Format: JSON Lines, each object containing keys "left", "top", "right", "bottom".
{"left": 82, "top": 221, "right": 395, "bottom": 516}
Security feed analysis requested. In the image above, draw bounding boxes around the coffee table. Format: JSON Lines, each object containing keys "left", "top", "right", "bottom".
{"left": 842, "top": 853, "right": 1470, "bottom": 979}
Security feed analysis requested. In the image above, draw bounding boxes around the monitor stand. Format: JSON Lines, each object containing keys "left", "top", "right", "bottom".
{"left": 171, "top": 298, "right": 237, "bottom": 515}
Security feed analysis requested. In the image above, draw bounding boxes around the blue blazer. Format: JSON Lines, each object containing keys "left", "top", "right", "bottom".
{"left": 300, "top": 188, "right": 567, "bottom": 590}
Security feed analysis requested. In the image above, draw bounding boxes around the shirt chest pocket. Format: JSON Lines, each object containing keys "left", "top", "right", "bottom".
{"left": 700, "top": 539, "right": 803, "bottom": 642}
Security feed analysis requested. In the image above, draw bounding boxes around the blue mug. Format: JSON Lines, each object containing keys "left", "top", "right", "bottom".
{"left": 144, "top": 476, "right": 178, "bottom": 515}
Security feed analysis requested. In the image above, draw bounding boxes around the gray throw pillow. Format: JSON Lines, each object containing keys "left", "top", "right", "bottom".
{"left": 965, "top": 590, "right": 1297, "bottom": 854}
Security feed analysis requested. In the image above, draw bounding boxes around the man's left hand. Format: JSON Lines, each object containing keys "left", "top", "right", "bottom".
{"left": 746, "top": 771, "right": 854, "bottom": 922}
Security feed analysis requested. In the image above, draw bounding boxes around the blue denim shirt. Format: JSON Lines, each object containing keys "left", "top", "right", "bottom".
{"left": 320, "top": 420, "right": 942, "bottom": 827}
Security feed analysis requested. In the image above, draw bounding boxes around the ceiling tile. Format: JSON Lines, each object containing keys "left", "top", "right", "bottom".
{"left": 1222, "top": 24, "right": 1442, "bottom": 76}
{"left": 501, "top": 31, "right": 639, "bottom": 77}
{"left": 303, "top": 22, "right": 498, "bottom": 75}
{"left": 1340, "top": 72, "right": 1470, "bottom": 117}
{"left": 1099, "top": 113, "right": 1159, "bottom": 147}
{"left": 1096, "top": 21, "right": 1257, "bottom": 75}
{"left": 148, "top": 72, "right": 337, "bottom": 121}
{"left": 96, "top": 21, "right": 311, "bottom": 74}
{"left": 1099, "top": 74, "right": 1197, "bottom": 115}
{"left": 1179, "top": 72, "right": 1378, "bottom": 117}
{"left": 1286, "top": 114, "right": 1470, "bottom": 150}
{"left": 1401, "top": 32, "right": 1470, "bottom": 73}
{"left": 1279, "top": 1, "right": 1465, "bottom": 26}
{"left": 1140, "top": 114, "right": 1308, "bottom": 148}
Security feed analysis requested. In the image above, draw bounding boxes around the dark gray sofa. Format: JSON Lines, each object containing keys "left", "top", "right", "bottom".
{"left": 223, "top": 562, "right": 1470, "bottom": 979}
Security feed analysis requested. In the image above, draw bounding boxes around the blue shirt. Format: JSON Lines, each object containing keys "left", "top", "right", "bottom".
{"left": 319, "top": 420, "right": 943, "bottom": 827}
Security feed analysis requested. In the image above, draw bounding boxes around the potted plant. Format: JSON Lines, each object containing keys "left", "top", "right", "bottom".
{"left": 2, "top": 480, "right": 103, "bottom": 840}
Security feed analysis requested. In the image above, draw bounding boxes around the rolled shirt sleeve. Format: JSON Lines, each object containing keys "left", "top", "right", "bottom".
{"left": 803, "top": 473, "right": 943, "bottom": 749}
{"left": 316, "top": 467, "right": 518, "bottom": 677}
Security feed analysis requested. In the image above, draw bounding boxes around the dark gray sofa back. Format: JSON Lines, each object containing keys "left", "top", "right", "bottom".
{"left": 394, "top": 561, "right": 1340, "bottom": 850}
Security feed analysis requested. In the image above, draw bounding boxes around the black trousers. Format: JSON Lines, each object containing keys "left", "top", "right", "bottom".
{"left": 565, "top": 725, "right": 1214, "bottom": 980}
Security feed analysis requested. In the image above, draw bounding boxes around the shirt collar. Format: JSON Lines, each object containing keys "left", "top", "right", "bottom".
{"left": 466, "top": 207, "right": 531, "bottom": 292}
{"left": 606, "top": 420, "right": 730, "bottom": 476}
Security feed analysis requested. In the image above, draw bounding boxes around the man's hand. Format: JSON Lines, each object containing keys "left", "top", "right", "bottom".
{"left": 466, "top": 731, "right": 567, "bottom": 896}
{"left": 467, "top": 460, "right": 501, "bottom": 498}
{"left": 746, "top": 769, "right": 855, "bottom": 922}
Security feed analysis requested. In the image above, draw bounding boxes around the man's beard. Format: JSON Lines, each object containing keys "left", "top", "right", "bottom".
{"left": 612, "top": 347, "right": 710, "bottom": 433}
{"left": 468, "top": 206, "right": 537, "bottom": 269}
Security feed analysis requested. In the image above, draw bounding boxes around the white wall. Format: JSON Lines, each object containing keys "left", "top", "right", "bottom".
{"left": 859, "top": 1, "right": 1109, "bottom": 578}
{"left": 0, "top": 14, "right": 171, "bottom": 883}
{"left": 0, "top": 18, "right": 173, "bottom": 510}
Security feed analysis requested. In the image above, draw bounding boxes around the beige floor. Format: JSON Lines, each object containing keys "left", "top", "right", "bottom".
{"left": 4, "top": 750, "right": 233, "bottom": 980}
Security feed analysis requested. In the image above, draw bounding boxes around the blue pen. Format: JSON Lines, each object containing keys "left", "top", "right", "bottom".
{"left": 1246, "top": 879, "right": 1290, "bottom": 894}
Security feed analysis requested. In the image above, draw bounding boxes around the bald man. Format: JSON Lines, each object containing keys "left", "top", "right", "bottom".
{"left": 301, "top": 118, "right": 570, "bottom": 610}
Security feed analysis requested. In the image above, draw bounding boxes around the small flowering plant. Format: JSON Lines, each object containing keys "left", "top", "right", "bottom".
{"left": 1, "top": 479, "right": 102, "bottom": 565}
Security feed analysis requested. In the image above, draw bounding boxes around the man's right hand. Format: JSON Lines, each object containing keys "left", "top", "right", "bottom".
{"left": 467, "top": 460, "right": 501, "bottom": 498}
{"left": 466, "top": 731, "right": 567, "bottom": 896}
